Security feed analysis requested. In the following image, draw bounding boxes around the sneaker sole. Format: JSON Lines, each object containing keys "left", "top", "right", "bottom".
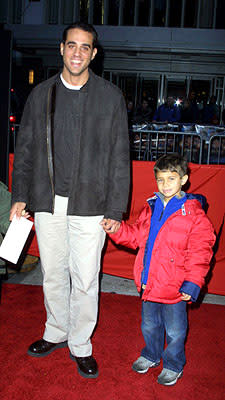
{"left": 158, "top": 371, "right": 183, "bottom": 386}
{"left": 27, "top": 341, "right": 67, "bottom": 358}
{"left": 70, "top": 353, "right": 99, "bottom": 379}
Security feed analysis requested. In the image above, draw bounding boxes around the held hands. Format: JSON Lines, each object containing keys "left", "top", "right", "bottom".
{"left": 100, "top": 218, "right": 121, "bottom": 234}
{"left": 9, "top": 202, "right": 30, "bottom": 221}
{"left": 180, "top": 292, "right": 191, "bottom": 301}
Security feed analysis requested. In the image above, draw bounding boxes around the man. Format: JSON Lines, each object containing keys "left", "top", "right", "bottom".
{"left": 133, "top": 99, "right": 153, "bottom": 124}
{"left": 188, "top": 90, "right": 200, "bottom": 123}
{"left": 10, "top": 22, "right": 130, "bottom": 379}
{"left": 152, "top": 96, "right": 181, "bottom": 123}
{"left": 201, "top": 95, "right": 219, "bottom": 125}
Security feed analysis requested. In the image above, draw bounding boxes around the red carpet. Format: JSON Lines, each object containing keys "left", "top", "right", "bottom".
{"left": 0, "top": 284, "right": 224, "bottom": 400}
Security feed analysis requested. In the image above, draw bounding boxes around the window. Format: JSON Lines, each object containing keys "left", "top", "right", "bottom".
{"left": 138, "top": 0, "right": 151, "bottom": 26}
{"left": 80, "top": 0, "right": 89, "bottom": 23}
{"left": 0, "top": 1, "right": 8, "bottom": 23}
{"left": 10, "top": 0, "right": 23, "bottom": 24}
{"left": 93, "top": 0, "right": 104, "bottom": 25}
{"left": 153, "top": 0, "right": 166, "bottom": 27}
{"left": 123, "top": 0, "right": 135, "bottom": 26}
{"left": 63, "top": 0, "right": 74, "bottom": 24}
{"left": 184, "top": 0, "right": 197, "bottom": 28}
{"left": 216, "top": 0, "right": 225, "bottom": 29}
{"left": 199, "top": 0, "right": 213, "bottom": 28}
{"left": 108, "top": 0, "right": 119, "bottom": 25}
{"left": 46, "top": 0, "right": 59, "bottom": 24}
{"left": 169, "top": 0, "right": 182, "bottom": 28}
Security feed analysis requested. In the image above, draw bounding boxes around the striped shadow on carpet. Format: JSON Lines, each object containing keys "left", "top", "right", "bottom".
{"left": 0, "top": 284, "right": 224, "bottom": 400}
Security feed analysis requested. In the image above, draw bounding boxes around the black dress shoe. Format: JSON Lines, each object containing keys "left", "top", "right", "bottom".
{"left": 27, "top": 339, "right": 67, "bottom": 357}
{"left": 70, "top": 353, "right": 99, "bottom": 378}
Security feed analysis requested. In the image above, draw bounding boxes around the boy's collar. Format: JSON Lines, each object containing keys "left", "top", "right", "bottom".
{"left": 155, "top": 191, "right": 186, "bottom": 203}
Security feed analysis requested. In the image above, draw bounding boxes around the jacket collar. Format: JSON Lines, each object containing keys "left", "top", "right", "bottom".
{"left": 155, "top": 191, "right": 186, "bottom": 205}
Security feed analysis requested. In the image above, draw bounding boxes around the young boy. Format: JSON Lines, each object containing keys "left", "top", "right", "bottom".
{"left": 102, "top": 154, "right": 215, "bottom": 386}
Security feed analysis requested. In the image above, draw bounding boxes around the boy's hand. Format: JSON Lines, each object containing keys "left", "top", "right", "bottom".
{"left": 180, "top": 292, "right": 191, "bottom": 301}
{"left": 100, "top": 218, "right": 121, "bottom": 234}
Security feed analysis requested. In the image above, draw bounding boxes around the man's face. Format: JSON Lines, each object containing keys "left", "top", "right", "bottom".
{"left": 127, "top": 101, "right": 133, "bottom": 110}
{"left": 167, "top": 97, "right": 175, "bottom": 107}
{"left": 155, "top": 170, "right": 188, "bottom": 203}
{"left": 142, "top": 100, "right": 148, "bottom": 110}
{"left": 60, "top": 28, "right": 97, "bottom": 84}
{"left": 189, "top": 91, "right": 196, "bottom": 101}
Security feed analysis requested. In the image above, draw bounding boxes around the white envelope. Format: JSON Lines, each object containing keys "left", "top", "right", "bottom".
{"left": 0, "top": 215, "right": 33, "bottom": 264}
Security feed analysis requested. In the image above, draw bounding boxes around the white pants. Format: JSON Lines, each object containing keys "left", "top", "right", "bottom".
{"left": 34, "top": 195, "right": 106, "bottom": 357}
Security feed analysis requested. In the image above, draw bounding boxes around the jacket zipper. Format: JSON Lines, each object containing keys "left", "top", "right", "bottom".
{"left": 159, "top": 205, "right": 166, "bottom": 221}
{"left": 141, "top": 203, "right": 181, "bottom": 296}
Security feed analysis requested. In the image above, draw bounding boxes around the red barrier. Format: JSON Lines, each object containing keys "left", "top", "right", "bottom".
{"left": 9, "top": 155, "right": 225, "bottom": 295}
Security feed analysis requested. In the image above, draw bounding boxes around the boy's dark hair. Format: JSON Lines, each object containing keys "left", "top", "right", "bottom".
{"left": 62, "top": 22, "right": 98, "bottom": 48}
{"left": 154, "top": 154, "right": 188, "bottom": 177}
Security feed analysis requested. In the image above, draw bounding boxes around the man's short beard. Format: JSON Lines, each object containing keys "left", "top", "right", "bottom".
{"left": 64, "top": 63, "right": 86, "bottom": 77}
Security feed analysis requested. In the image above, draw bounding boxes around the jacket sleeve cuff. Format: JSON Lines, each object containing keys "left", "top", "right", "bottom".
{"left": 179, "top": 281, "right": 201, "bottom": 302}
{"left": 104, "top": 210, "right": 123, "bottom": 222}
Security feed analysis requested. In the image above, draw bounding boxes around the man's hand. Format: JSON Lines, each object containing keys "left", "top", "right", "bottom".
{"left": 180, "top": 292, "right": 191, "bottom": 301}
{"left": 100, "top": 218, "right": 121, "bottom": 234}
{"left": 9, "top": 202, "right": 30, "bottom": 221}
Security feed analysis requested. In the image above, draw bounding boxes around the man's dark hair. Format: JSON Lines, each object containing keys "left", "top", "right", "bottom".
{"left": 62, "top": 22, "right": 98, "bottom": 48}
{"left": 154, "top": 154, "right": 188, "bottom": 178}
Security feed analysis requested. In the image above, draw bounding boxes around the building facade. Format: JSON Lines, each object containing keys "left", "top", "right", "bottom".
{"left": 1, "top": 0, "right": 225, "bottom": 122}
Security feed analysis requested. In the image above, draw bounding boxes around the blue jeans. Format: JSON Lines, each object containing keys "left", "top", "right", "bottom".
{"left": 141, "top": 301, "right": 187, "bottom": 373}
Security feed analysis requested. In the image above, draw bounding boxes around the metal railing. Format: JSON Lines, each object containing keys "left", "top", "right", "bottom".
{"left": 130, "top": 130, "right": 203, "bottom": 164}
{"left": 130, "top": 123, "right": 225, "bottom": 164}
{"left": 9, "top": 123, "right": 225, "bottom": 165}
{"left": 207, "top": 135, "right": 225, "bottom": 164}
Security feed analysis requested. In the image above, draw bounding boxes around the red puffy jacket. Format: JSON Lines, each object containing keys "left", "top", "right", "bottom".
{"left": 110, "top": 196, "right": 216, "bottom": 303}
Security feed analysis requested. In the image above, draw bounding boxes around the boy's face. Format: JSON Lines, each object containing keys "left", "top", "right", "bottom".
{"left": 155, "top": 170, "right": 188, "bottom": 203}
